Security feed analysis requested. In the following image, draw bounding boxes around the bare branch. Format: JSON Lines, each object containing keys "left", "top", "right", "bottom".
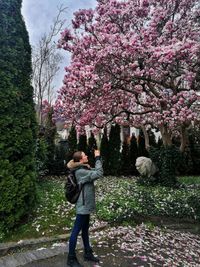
{"left": 32, "top": 5, "right": 66, "bottom": 125}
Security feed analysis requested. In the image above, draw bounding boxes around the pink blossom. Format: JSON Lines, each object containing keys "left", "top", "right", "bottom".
{"left": 54, "top": 0, "right": 200, "bottom": 139}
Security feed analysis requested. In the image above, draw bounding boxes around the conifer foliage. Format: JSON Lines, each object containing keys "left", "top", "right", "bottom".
{"left": 137, "top": 130, "right": 149, "bottom": 157}
{"left": 108, "top": 124, "right": 121, "bottom": 175}
{"left": 78, "top": 134, "right": 87, "bottom": 153}
{"left": 44, "top": 108, "right": 57, "bottom": 174}
{"left": 67, "top": 126, "right": 77, "bottom": 162}
{"left": 100, "top": 127, "right": 110, "bottom": 175}
{"left": 0, "top": 0, "right": 37, "bottom": 230}
{"left": 129, "top": 134, "right": 138, "bottom": 175}
{"left": 148, "top": 129, "right": 157, "bottom": 148}
{"left": 188, "top": 127, "right": 200, "bottom": 175}
{"left": 121, "top": 140, "right": 130, "bottom": 176}
{"left": 87, "top": 132, "right": 97, "bottom": 167}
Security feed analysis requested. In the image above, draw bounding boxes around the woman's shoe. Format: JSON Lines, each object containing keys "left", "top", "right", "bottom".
{"left": 84, "top": 248, "right": 100, "bottom": 262}
{"left": 67, "top": 254, "right": 84, "bottom": 267}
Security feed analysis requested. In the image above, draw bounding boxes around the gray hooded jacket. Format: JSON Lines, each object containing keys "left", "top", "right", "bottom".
{"left": 67, "top": 157, "right": 103, "bottom": 214}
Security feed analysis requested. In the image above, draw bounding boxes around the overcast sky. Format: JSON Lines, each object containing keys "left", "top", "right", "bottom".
{"left": 21, "top": 0, "right": 97, "bottom": 95}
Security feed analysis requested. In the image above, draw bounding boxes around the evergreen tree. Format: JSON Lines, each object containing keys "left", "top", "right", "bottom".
{"left": 0, "top": 0, "right": 37, "bottom": 230}
{"left": 137, "top": 129, "right": 149, "bottom": 157}
{"left": 100, "top": 127, "right": 110, "bottom": 175}
{"left": 157, "top": 136, "right": 163, "bottom": 148}
{"left": 87, "top": 132, "right": 97, "bottom": 167}
{"left": 67, "top": 126, "right": 77, "bottom": 162}
{"left": 35, "top": 134, "right": 48, "bottom": 177}
{"left": 42, "top": 108, "right": 68, "bottom": 175}
{"left": 148, "top": 129, "right": 157, "bottom": 147}
{"left": 78, "top": 134, "right": 87, "bottom": 153}
{"left": 44, "top": 107, "right": 57, "bottom": 174}
{"left": 189, "top": 126, "right": 200, "bottom": 175}
{"left": 52, "top": 141, "right": 68, "bottom": 175}
{"left": 108, "top": 124, "right": 121, "bottom": 176}
{"left": 129, "top": 133, "right": 138, "bottom": 175}
{"left": 121, "top": 140, "right": 130, "bottom": 176}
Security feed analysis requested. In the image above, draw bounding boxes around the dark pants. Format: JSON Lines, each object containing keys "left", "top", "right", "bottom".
{"left": 68, "top": 214, "right": 91, "bottom": 256}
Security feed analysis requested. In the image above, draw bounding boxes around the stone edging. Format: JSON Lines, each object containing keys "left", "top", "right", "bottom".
{"left": 0, "top": 234, "right": 68, "bottom": 257}
{"left": 0, "top": 245, "right": 67, "bottom": 267}
{"left": 0, "top": 223, "right": 108, "bottom": 267}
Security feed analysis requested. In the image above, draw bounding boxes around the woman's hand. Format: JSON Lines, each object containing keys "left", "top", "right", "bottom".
{"left": 94, "top": 150, "right": 100, "bottom": 157}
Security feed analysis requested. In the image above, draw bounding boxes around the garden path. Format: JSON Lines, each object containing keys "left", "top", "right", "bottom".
{"left": 22, "top": 224, "right": 200, "bottom": 267}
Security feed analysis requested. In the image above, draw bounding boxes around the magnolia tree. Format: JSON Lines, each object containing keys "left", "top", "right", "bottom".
{"left": 54, "top": 0, "right": 200, "bottom": 153}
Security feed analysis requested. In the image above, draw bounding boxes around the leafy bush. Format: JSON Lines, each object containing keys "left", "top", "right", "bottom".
{"left": 149, "top": 145, "right": 181, "bottom": 187}
{"left": 136, "top": 173, "right": 159, "bottom": 187}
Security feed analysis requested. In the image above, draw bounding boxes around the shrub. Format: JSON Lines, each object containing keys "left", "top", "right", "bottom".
{"left": 149, "top": 146, "right": 181, "bottom": 187}
{"left": 0, "top": 0, "right": 37, "bottom": 231}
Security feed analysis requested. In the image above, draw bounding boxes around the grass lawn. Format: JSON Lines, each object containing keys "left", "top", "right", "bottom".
{"left": 1, "top": 175, "right": 200, "bottom": 243}
{"left": 178, "top": 176, "right": 200, "bottom": 185}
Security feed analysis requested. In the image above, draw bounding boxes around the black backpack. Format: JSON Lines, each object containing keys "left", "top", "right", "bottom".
{"left": 64, "top": 169, "right": 84, "bottom": 204}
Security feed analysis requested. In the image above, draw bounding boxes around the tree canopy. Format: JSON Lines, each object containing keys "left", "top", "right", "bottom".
{"left": 54, "top": 0, "right": 200, "bottom": 151}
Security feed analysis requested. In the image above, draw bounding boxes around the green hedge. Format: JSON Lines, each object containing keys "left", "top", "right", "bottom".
{"left": 0, "top": 0, "right": 37, "bottom": 231}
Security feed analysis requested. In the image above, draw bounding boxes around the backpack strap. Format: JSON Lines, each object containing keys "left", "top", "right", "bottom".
{"left": 74, "top": 167, "right": 87, "bottom": 205}
{"left": 82, "top": 185, "right": 85, "bottom": 205}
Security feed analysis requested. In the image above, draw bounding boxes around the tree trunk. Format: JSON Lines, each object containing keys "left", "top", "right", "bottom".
{"left": 159, "top": 125, "right": 172, "bottom": 147}
{"left": 180, "top": 126, "right": 189, "bottom": 153}
{"left": 141, "top": 126, "right": 150, "bottom": 151}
